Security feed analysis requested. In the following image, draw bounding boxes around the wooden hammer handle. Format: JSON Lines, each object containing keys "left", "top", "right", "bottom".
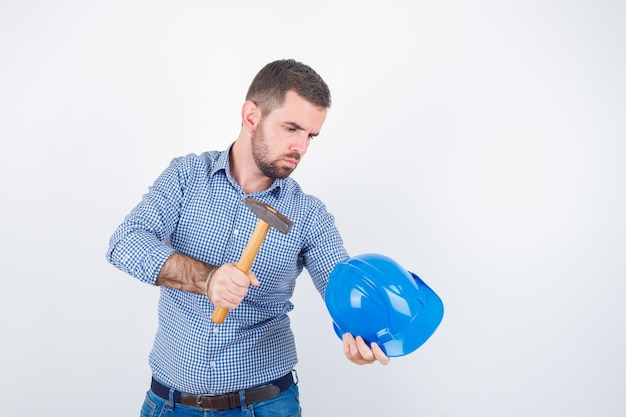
{"left": 211, "top": 220, "right": 271, "bottom": 324}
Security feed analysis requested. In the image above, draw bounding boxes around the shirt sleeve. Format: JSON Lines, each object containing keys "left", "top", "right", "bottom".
{"left": 301, "top": 199, "right": 349, "bottom": 298}
{"left": 106, "top": 156, "right": 189, "bottom": 284}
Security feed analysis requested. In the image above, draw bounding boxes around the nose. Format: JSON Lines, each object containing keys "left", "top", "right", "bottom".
{"left": 289, "top": 132, "right": 310, "bottom": 155}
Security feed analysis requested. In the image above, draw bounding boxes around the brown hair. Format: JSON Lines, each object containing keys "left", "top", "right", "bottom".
{"left": 245, "top": 59, "right": 331, "bottom": 116}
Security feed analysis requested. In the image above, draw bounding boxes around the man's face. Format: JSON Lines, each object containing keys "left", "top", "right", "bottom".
{"left": 251, "top": 91, "right": 327, "bottom": 179}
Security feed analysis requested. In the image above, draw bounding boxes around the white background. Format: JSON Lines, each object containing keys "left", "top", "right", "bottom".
{"left": 1, "top": 1, "right": 625, "bottom": 416}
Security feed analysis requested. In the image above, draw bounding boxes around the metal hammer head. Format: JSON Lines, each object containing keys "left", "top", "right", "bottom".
{"left": 244, "top": 198, "right": 293, "bottom": 234}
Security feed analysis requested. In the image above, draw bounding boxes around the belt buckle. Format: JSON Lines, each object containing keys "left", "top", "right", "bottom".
{"left": 196, "top": 393, "right": 218, "bottom": 411}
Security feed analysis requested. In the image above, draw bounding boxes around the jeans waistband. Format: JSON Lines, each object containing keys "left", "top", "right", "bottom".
{"left": 150, "top": 372, "right": 294, "bottom": 411}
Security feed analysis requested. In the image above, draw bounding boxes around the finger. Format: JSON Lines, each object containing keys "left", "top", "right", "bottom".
{"left": 211, "top": 281, "right": 244, "bottom": 306}
{"left": 211, "top": 294, "right": 236, "bottom": 310}
{"left": 212, "top": 288, "right": 240, "bottom": 309}
{"left": 355, "top": 336, "right": 376, "bottom": 363}
{"left": 232, "top": 271, "right": 252, "bottom": 288}
{"left": 342, "top": 333, "right": 357, "bottom": 358}
{"left": 371, "top": 342, "right": 391, "bottom": 365}
{"left": 343, "top": 334, "right": 372, "bottom": 365}
{"left": 342, "top": 333, "right": 352, "bottom": 355}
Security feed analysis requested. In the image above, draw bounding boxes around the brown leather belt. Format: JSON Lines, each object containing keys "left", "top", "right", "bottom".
{"left": 151, "top": 372, "right": 294, "bottom": 411}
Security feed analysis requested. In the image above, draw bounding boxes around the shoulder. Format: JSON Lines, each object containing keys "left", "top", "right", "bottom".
{"left": 166, "top": 151, "right": 223, "bottom": 179}
{"left": 170, "top": 151, "right": 220, "bottom": 169}
{"left": 279, "top": 178, "right": 332, "bottom": 220}
{"left": 280, "top": 178, "right": 324, "bottom": 205}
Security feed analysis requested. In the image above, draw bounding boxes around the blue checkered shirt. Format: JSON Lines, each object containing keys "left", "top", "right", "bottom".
{"left": 106, "top": 147, "right": 348, "bottom": 394}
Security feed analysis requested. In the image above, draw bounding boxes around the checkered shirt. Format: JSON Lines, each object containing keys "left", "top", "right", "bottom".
{"left": 106, "top": 148, "right": 348, "bottom": 394}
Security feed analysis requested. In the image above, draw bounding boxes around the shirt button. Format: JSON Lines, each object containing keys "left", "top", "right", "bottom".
{"left": 210, "top": 361, "right": 217, "bottom": 368}
{"left": 213, "top": 327, "right": 219, "bottom": 334}
{"left": 233, "top": 229, "right": 239, "bottom": 235}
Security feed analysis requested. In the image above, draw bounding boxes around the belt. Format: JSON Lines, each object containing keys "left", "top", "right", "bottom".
{"left": 151, "top": 372, "right": 294, "bottom": 411}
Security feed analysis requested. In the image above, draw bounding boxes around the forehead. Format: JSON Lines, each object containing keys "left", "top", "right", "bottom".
{"left": 266, "top": 91, "right": 327, "bottom": 131}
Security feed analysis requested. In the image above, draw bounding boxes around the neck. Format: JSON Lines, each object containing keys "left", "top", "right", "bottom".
{"left": 230, "top": 137, "right": 273, "bottom": 194}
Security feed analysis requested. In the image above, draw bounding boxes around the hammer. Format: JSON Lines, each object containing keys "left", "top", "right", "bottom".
{"left": 211, "top": 197, "right": 293, "bottom": 324}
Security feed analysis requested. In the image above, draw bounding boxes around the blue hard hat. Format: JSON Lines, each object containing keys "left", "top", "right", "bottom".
{"left": 325, "top": 253, "right": 444, "bottom": 357}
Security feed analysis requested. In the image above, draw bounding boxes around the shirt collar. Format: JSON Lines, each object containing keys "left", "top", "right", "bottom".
{"left": 210, "top": 147, "right": 231, "bottom": 177}
{"left": 211, "top": 145, "right": 285, "bottom": 197}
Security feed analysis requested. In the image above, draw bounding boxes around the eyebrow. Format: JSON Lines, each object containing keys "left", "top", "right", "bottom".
{"left": 285, "top": 121, "right": 320, "bottom": 137}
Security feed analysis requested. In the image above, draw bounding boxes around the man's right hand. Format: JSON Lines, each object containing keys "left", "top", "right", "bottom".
{"left": 206, "top": 263, "right": 260, "bottom": 310}
{"left": 156, "top": 254, "right": 260, "bottom": 309}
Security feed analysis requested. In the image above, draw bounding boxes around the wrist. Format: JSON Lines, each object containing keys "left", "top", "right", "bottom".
{"left": 205, "top": 267, "right": 217, "bottom": 299}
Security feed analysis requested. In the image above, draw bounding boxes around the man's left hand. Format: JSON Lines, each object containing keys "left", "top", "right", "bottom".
{"left": 342, "top": 333, "right": 390, "bottom": 365}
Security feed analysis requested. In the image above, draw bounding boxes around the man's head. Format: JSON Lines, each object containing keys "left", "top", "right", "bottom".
{"left": 245, "top": 59, "right": 331, "bottom": 117}
{"left": 249, "top": 90, "right": 326, "bottom": 179}
{"left": 236, "top": 59, "right": 330, "bottom": 185}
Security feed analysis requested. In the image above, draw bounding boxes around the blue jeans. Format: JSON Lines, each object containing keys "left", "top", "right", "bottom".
{"left": 140, "top": 384, "right": 301, "bottom": 417}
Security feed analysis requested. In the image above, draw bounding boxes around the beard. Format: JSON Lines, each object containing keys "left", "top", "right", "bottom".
{"left": 251, "top": 123, "right": 301, "bottom": 179}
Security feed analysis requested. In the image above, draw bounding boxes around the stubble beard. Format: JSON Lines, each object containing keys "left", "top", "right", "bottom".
{"left": 251, "top": 123, "right": 300, "bottom": 179}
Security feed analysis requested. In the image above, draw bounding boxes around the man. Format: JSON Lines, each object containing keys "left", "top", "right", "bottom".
{"left": 107, "top": 59, "right": 389, "bottom": 417}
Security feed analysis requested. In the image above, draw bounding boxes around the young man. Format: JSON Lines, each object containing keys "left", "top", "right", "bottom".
{"left": 107, "top": 59, "right": 388, "bottom": 417}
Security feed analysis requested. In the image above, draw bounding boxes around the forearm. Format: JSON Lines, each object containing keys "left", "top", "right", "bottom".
{"left": 156, "top": 253, "right": 217, "bottom": 295}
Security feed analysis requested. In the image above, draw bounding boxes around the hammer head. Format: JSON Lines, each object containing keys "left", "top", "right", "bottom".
{"left": 244, "top": 198, "right": 293, "bottom": 234}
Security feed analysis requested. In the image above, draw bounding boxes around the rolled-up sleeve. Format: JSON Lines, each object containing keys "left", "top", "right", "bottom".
{"left": 106, "top": 157, "right": 187, "bottom": 284}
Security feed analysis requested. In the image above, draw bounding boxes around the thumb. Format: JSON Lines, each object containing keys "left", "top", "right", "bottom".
{"left": 248, "top": 271, "right": 260, "bottom": 287}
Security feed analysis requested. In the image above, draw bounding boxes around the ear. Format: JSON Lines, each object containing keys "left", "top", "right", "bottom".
{"left": 241, "top": 100, "right": 260, "bottom": 133}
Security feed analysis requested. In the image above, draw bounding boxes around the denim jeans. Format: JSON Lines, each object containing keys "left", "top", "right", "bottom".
{"left": 140, "top": 383, "right": 301, "bottom": 417}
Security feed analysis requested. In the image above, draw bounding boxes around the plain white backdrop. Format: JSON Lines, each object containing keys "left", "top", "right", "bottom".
{"left": 1, "top": 1, "right": 625, "bottom": 416}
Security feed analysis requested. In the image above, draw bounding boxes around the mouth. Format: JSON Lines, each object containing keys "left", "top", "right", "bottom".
{"left": 283, "top": 154, "right": 300, "bottom": 168}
